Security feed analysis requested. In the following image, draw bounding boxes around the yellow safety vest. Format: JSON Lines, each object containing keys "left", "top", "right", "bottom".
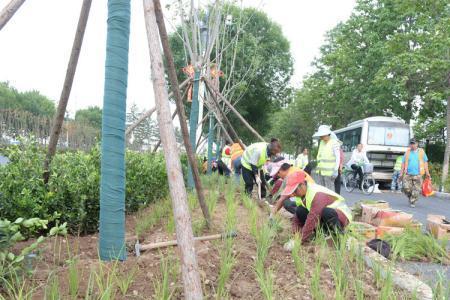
{"left": 241, "top": 142, "right": 269, "bottom": 171}
{"left": 317, "top": 139, "right": 339, "bottom": 177}
{"left": 404, "top": 149, "right": 425, "bottom": 175}
{"left": 295, "top": 183, "right": 352, "bottom": 222}
{"left": 394, "top": 155, "right": 403, "bottom": 171}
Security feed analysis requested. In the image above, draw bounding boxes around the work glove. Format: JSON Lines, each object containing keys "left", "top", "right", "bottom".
{"left": 332, "top": 169, "right": 339, "bottom": 179}
{"left": 255, "top": 175, "right": 262, "bottom": 185}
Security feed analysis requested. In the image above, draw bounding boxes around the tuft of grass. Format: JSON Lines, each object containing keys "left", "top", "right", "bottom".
{"left": 136, "top": 199, "right": 171, "bottom": 239}
{"left": 153, "top": 254, "right": 175, "bottom": 300}
{"left": 379, "top": 267, "right": 394, "bottom": 300}
{"left": 255, "top": 267, "right": 274, "bottom": 300}
{"left": 67, "top": 258, "right": 80, "bottom": 299}
{"left": 291, "top": 235, "right": 306, "bottom": 279}
{"left": 45, "top": 272, "right": 60, "bottom": 300}
{"left": 310, "top": 249, "right": 324, "bottom": 300}
{"left": 433, "top": 271, "right": 450, "bottom": 300}
{"left": 115, "top": 266, "right": 138, "bottom": 296}
{"left": 1, "top": 270, "right": 35, "bottom": 300}
{"left": 92, "top": 261, "right": 118, "bottom": 300}
{"left": 385, "top": 228, "right": 449, "bottom": 263}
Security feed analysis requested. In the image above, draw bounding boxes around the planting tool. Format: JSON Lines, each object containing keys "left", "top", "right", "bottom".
{"left": 135, "top": 231, "right": 237, "bottom": 256}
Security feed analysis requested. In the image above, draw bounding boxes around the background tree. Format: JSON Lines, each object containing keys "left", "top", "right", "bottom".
{"left": 169, "top": 3, "right": 294, "bottom": 142}
{"left": 74, "top": 106, "right": 102, "bottom": 129}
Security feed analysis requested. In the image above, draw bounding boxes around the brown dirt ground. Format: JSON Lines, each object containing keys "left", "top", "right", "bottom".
{"left": 6, "top": 187, "right": 413, "bottom": 300}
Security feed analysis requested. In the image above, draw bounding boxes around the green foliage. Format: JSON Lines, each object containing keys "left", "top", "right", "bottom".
{"left": 0, "top": 82, "right": 55, "bottom": 117}
{"left": 169, "top": 4, "right": 293, "bottom": 142}
{"left": 270, "top": 0, "right": 450, "bottom": 153}
{"left": 385, "top": 228, "right": 449, "bottom": 263}
{"left": 74, "top": 106, "right": 102, "bottom": 129}
{"left": 0, "top": 217, "right": 67, "bottom": 279}
{"left": 0, "top": 142, "right": 169, "bottom": 234}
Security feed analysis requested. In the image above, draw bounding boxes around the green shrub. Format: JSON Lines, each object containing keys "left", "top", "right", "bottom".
{"left": 0, "top": 142, "right": 169, "bottom": 234}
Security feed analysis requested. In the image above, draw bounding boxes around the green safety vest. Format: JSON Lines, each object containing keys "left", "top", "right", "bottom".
{"left": 295, "top": 183, "right": 352, "bottom": 222}
{"left": 316, "top": 139, "right": 339, "bottom": 177}
{"left": 241, "top": 142, "right": 269, "bottom": 171}
{"left": 394, "top": 155, "right": 403, "bottom": 171}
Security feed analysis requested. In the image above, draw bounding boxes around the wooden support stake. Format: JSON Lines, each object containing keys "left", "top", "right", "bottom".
{"left": 153, "top": 0, "right": 211, "bottom": 228}
{"left": 43, "top": 0, "right": 92, "bottom": 183}
{"left": 143, "top": 1, "right": 203, "bottom": 298}
{"left": 0, "top": 0, "right": 26, "bottom": 30}
{"left": 205, "top": 81, "right": 245, "bottom": 150}
{"left": 204, "top": 78, "right": 265, "bottom": 143}
{"left": 125, "top": 78, "right": 190, "bottom": 135}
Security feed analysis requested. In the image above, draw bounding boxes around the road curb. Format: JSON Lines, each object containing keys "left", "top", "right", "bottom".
{"left": 434, "top": 191, "right": 450, "bottom": 200}
{"left": 348, "top": 238, "right": 433, "bottom": 299}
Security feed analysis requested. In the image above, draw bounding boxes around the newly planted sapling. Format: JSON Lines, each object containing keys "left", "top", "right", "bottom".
{"left": 255, "top": 267, "right": 275, "bottom": 300}
{"left": 153, "top": 254, "right": 175, "bottom": 300}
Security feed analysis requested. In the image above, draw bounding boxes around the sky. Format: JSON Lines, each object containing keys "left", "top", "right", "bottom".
{"left": 0, "top": 0, "right": 355, "bottom": 116}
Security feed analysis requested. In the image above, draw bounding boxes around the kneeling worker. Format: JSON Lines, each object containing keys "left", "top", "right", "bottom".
{"left": 241, "top": 138, "right": 282, "bottom": 199}
{"left": 272, "top": 171, "right": 352, "bottom": 244}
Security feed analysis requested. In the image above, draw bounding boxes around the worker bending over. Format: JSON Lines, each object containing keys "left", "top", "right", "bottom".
{"left": 269, "top": 158, "right": 314, "bottom": 213}
{"left": 313, "top": 125, "right": 341, "bottom": 191}
{"left": 230, "top": 141, "right": 244, "bottom": 183}
{"left": 241, "top": 138, "right": 282, "bottom": 199}
{"left": 272, "top": 171, "right": 352, "bottom": 244}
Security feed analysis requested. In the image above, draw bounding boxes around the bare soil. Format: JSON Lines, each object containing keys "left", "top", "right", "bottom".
{"left": 8, "top": 187, "right": 412, "bottom": 299}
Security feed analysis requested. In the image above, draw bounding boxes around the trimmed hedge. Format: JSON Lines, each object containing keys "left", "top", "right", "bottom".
{"left": 0, "top": 142, "right": 169, "bottom": 234}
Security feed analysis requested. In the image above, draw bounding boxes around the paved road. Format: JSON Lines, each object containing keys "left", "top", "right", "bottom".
{"left": 342, "top": 188, "right": 450, "bottom": 226}
{"left": 341, "top": 187, "right": 450, "bottom": 286}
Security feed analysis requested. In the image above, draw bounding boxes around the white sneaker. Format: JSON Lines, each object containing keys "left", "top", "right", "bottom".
{"left": 410, "top": 203, "right": 416, "bottom": 208}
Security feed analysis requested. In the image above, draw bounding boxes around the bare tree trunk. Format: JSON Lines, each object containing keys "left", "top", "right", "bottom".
{"left": 206, "top": 83, "right": 245, "bottom": 150}
{"left": 0, "top": 0, "right": 25, "bottom": 30}
{"left": 153, "top": 0, "right": 211, "bottom": 228}
{"left": 43, "top": 0, "right": 92, "bottom": 183}
{"left": 441, "top": 94, "right": 450, "bottom": 191}
{"left": 143, "top": 1, "right": 203, "bottom": 299}
{"left": 126, "top": 78, "right": 190, "bottom": 135}
{"left": 204, "top": 78, "right": 265, "bottom": 143}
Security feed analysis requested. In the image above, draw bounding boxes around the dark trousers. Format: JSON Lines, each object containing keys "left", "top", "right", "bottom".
{"left": 295, "top": 206, "right": 343, "bottom": 233}
{"left": 217, "top": 160, "right": 231, "bottom": 176}
{"left": 334, "top": 170, "right": 341, "bottom": 194}
{"left": 242, "top": 167, "right": 267, "bottom": 198}
{"left": 283, "top": 199, "right": 297, "bottom": 214}
{"left": 351, "top": 164, "right": 364, "bottom": 186}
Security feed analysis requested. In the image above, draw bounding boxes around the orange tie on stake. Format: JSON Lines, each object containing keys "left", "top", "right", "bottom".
{"left": 182, "top": 64, "right": 195, "bottom": 102}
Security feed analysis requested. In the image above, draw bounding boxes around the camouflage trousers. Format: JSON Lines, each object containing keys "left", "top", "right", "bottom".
{"left": 402, "top": 175, "right": 422, "bottom": 204}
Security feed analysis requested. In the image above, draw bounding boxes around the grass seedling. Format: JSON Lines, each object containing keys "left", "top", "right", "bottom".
{"left": 353, "top": 279, "right": 365, "bottom": 300}
{"left": 153, "top": 254, "right": 174, "bottom": 300}
{"left": 84, "top": 270, "right": 95, "bottom": 300}
{"left": 92, "top": 261, "right": 118, "bottom": 300}
{"left": 115, "top": 266, "right": 138, "bottom": 296}
{"left": 379, "top": 267, "right": 394, "bottom": 300}
{"left": 291, "top": 235, "right": 305, "bottom": 279}
{"left": 255, "top": 267, "right": 275, "bottom": 300}
{"left": 310, "top": 245, "right": 324, "bottom": 300}
{"left": 433, "top": 271, "right": 450, "bottom": 300}
{"left": 1, "top": 270, "right": 34, "bottom": 300}
{"left": 255, "top": 223, "right": 275, "bottom": 272}
{"left": 206, "top": 190, "right": 219, "bottom": 216}
{"left": 68, "top": 258, "right": 80, "bottom": 299}
{"left": 166, "top": 213, "right": 175, "bottom": 234}
{"left": 136, "top": 199, "right": 171, "bottom": 239}
{"left": 385, "top": 228, "right": 449, "bottom": 263}
{"left": 216, "top": 239, "right": 236, "bottom": 299}
{"left": 328, "top": 235, "right": 349, "bottom": 300}
{"left": 44, "top": 273, "right": 60, "bottom": 300}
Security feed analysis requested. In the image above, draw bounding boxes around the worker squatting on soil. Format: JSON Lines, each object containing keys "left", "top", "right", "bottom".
{"left": 270, "top": 171, "right": 352, "bottom": 244}
{"left": 240, "top": 138, "right": 282, "bottom": 199}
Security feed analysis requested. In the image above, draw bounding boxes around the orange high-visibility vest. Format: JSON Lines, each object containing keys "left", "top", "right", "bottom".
{"left": 404, "top": 148, "right": 425, "bottom": 175}
{"left": 230, "top": 143, "right": 244, "bottom": 161}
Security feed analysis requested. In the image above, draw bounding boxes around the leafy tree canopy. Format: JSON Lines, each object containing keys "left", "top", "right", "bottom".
{"left": 75, "top": 106, "right": 102, "bottom": 129}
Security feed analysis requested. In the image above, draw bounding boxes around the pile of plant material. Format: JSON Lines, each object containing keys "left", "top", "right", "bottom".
{"left": 385, "top": 228, "right": 450, "bottom": 264}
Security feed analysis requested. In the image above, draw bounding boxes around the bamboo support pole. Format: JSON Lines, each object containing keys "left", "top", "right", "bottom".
{"left": 144, "top": 0, "right": 203, "bottom": 298}
{"left": 204, "top": 78, "right": 265, "bottom": 143}
{"left": 153, "top": 0, "right": 211, "bottom": 228}
{"left": 44, "top": 0, "right": 92, "bottom": 183}
{"left": 0, "top": 0, "right": 26, "bottom": 30}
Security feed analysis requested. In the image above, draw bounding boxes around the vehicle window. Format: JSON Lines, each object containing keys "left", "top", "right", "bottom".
{"left": 339, "top": 127, "right": 361, "bottom": 152}
{"left": 368, "top": 125, "right": 409, "bottom": 147}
